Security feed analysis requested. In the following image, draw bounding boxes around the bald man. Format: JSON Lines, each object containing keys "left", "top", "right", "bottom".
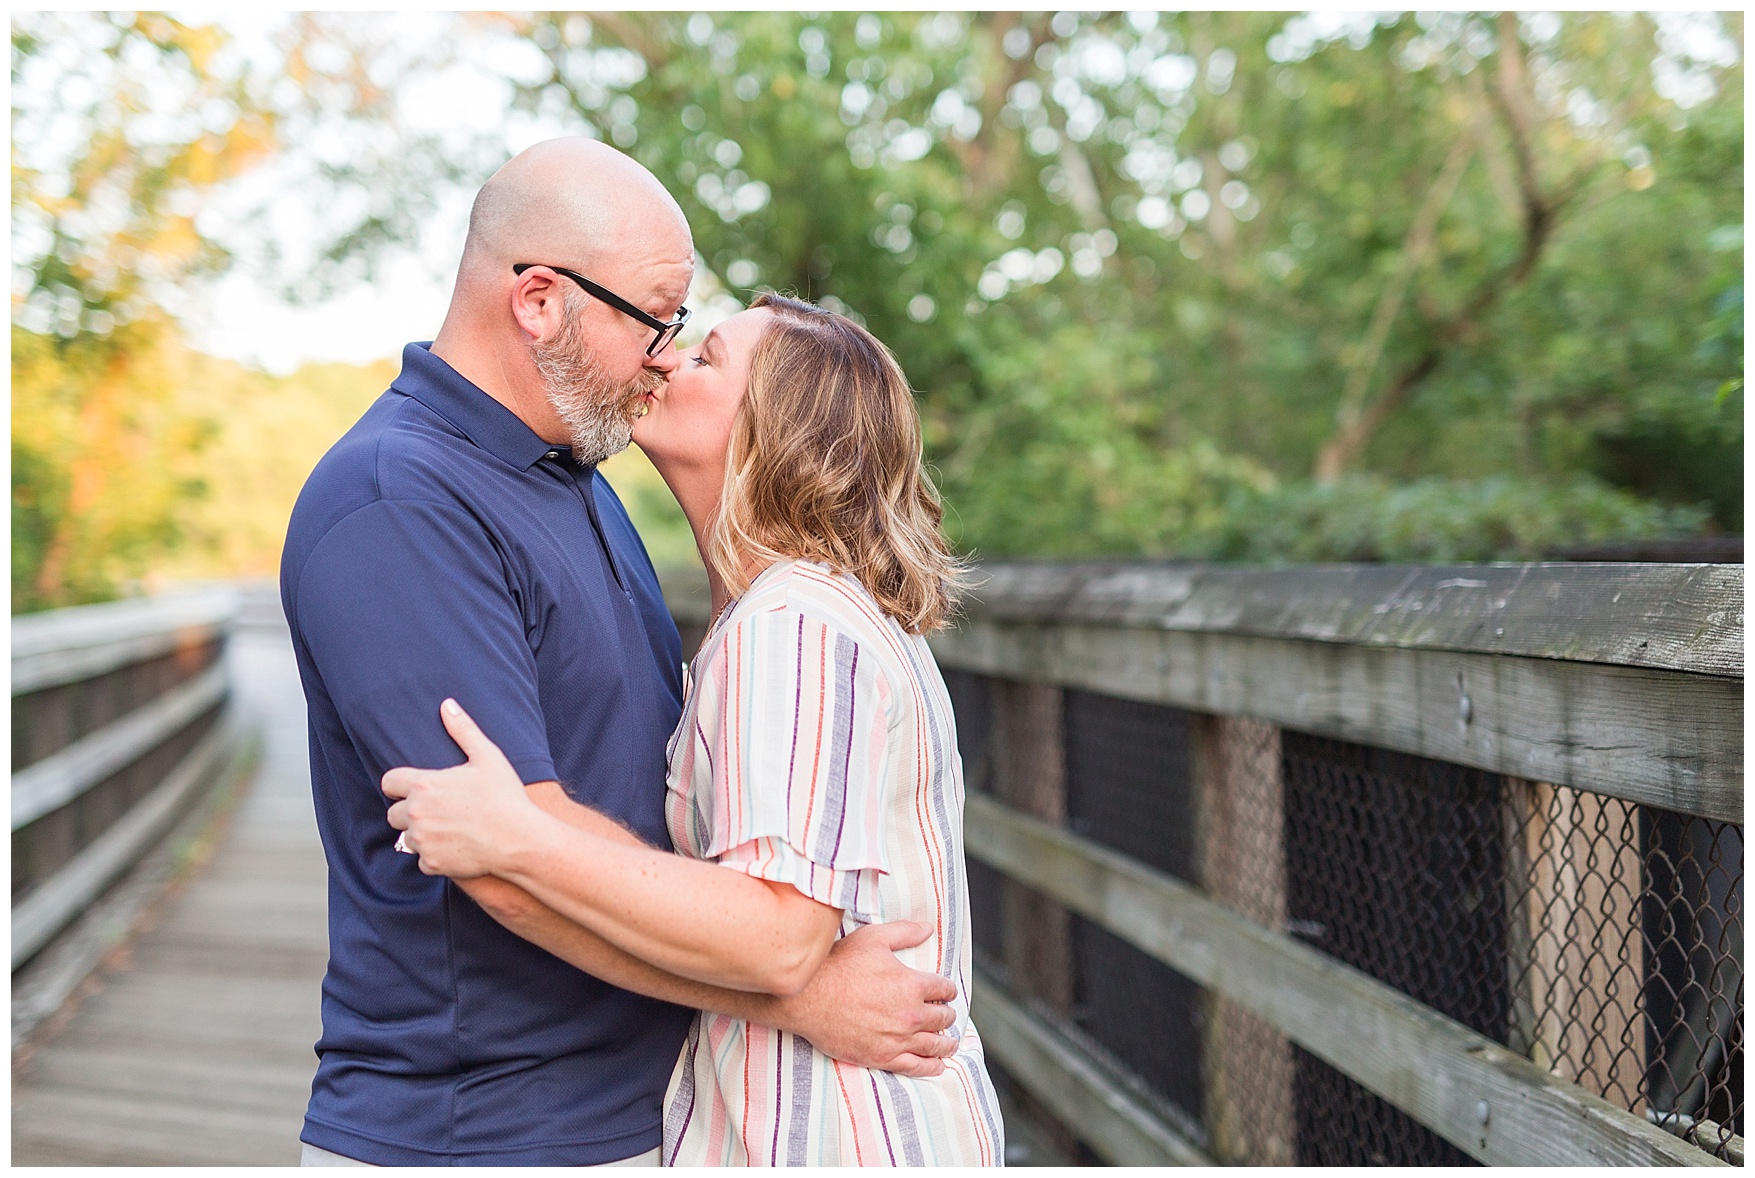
{"left": 280, "top": 139, "right": 957, "bottom": 1167}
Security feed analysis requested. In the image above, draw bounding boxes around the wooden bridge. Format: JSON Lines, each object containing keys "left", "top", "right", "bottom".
{"left": 10, "top": 564, "right": 1744, "bottom": 1166}
{"left": 12, "top": 596, "right": 325, "bottom": 1166}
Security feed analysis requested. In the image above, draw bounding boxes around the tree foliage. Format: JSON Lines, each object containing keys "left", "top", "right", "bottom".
{"left": 10, "top": 13, "right": 478, "bottom": 610}
{"left": 506, "top": 10, "right": 1742, "bottom": 558}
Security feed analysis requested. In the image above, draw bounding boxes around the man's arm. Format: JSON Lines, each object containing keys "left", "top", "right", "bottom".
{"left": 453, "top": 783, "right": 959, "bottom": 1076}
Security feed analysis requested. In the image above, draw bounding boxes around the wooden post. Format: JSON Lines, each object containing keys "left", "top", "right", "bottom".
{"left": 988, "top": 677, "right": 1075, "bottom": 1016}
{"left": 1503, "top": 777, "right": 1647, "bottom": 1111}
{"left": 1195, "top": 714, "right": 1296, "bottom": 1166}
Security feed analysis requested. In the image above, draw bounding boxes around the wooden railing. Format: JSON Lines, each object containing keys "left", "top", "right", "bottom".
{"left": 11, "top": 591, "right": 248, "bottom": 973}
{"left": 660, "top": 561, "right": 1743, "bottom": 1167}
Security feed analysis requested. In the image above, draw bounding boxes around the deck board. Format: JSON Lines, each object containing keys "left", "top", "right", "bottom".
{"left": 13, "top": 625, "right": 327, "bottom": 1167}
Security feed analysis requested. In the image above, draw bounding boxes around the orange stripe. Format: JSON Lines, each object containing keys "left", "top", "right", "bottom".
{"left": 799, "top": 623, "right": 827, "bottom": 838}
{"left": 949, "top": 1057, "right": 993, "bottom": 1167}
{"left": 740, "top": 1023, "right": 755, "bottom": 1160}
{"left": 831, "top": 1060, "right": 866, "bottom": 1165}
{"left": 731, "top": 623, "right": 743, "bottom": 837}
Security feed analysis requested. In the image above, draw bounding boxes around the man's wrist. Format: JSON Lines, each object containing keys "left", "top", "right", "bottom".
{"left": 720, "top": 987, "right": 783, "bottom": 1027}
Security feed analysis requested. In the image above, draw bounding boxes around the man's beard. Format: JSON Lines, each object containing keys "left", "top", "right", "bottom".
{"left": 531, "top": 290, "right": 663, "bottom": 465}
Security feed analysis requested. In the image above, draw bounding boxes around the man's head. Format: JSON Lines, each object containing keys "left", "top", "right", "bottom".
{"left": 437, "top": 137, "right": 694, "bottom": 464}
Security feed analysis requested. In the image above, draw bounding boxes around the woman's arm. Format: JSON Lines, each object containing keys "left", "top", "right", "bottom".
{"left": 385, "top": 700, "right": 841, "bottom": 996}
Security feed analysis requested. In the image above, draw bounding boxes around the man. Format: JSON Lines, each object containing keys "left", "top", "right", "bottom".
{"left": 281, "top": 138, "right": 957, "bottom": 1167}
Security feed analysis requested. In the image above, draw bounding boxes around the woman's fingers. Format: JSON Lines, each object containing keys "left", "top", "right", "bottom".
{"left": 386, "top": 799, "right": 411, "bottom": 831}
{"left": 439, "top": 698, "right": 511, "bottom": 768}
{"left": 381, "top": 767, "right": 418, "bottom": 800}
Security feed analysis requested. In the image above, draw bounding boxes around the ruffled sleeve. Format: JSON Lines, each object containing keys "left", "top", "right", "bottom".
{"left": 686, "top": 608, "right": 893, "bottom": 919}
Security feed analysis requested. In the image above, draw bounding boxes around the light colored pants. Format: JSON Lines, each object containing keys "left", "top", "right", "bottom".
{"left": 300, "top": 1143, "right": 661, "bottom": 1167}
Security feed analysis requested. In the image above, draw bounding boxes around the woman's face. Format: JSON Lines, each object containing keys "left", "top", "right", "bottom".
{"left": 633, "top": 307, "right": 773, "bottom": 476}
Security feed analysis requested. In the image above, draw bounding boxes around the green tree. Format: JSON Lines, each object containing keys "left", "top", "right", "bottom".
{"left": 503, "top": 11, "right": 1740, "bottom": 559}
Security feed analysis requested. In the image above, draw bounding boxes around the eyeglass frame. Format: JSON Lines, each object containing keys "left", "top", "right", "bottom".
{"left": 512, "top": 263, "right": 690, "bottom": 357}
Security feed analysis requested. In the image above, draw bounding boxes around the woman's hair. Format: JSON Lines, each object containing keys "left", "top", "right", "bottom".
{"left": 707, "top": 293, "right": 970, "bottom": 634}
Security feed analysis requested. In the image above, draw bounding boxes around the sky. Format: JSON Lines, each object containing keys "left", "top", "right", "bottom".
{"left": 186, "top": 10, "right": 743, "bottom": 375}
{"left": 190, "top": 200, "right": 472, "bottom": 375}
{"left": 186, "top": 13, "right": 555, "bottom": 373}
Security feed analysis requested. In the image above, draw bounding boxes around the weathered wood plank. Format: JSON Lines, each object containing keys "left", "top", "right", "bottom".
{"left": 971, "top": 966, "right": 1213, "bottom": 1166}
{"left": 24, "top": 1042, "right": 317, "bottom": 1112}
{"left": 11, "top": 1085, "right": 303, "bottom": 1166}
{"left": 12, "top": 589, "right": 238, "bottom": 695}
{"left": 963, "top": 793, "right": 1727, "bottom": 1167}
{"left": 10, "top": 735, "right": 256, "bottom": 1049}
{"left": 1504, "top": 778, "right": 1647, "bottom": 1107}
{"left": 1194, "top": 715, "right": 1296, "bottom": 1165}
{"left": 12, "top": 718, "right": 240, "bottom": 967}
{"left": 962, "top": 562, "right": 1743, "bottom": 676}
{"left": 11, "top": 662, "right": 228, "bottom": 828}
{"left": 932, "top": 621, "right": 1742, "bottom": 823}
{"left": 12, "top": 626, "right": 327, "bottom": 1168}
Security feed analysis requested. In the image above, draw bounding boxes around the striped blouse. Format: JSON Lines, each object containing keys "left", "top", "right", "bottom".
{"left": 660, "top": 559, "right": 1004, "bottom": 1167}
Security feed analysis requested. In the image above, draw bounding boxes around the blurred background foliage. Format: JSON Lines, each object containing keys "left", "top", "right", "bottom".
{"left": 11, "top": 11, "right": 1744, "bottom": 612}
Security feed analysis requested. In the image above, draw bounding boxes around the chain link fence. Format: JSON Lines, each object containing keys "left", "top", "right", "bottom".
{"left": 946, "top": 669, "right": 1743, "bottom": 1165}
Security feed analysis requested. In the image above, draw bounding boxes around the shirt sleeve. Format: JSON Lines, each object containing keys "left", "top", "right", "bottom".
{"left": 292, "top": 498, "right": 556, "bottom": 788}
{"left": 689, "top": 608, "right": 893, "bottom": 919}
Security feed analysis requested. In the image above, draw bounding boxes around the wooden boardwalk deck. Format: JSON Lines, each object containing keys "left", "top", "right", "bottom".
{"left": 12, "top": 622, "right": 327, "bottom": 1166}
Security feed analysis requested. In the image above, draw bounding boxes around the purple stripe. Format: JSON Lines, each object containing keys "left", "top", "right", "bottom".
{"left": 786, "top": 1032, "right": 813, "bottom": 1163}
{"left": 695, "top": 719, "right": 713, "bottom": 775}
{"left": 878, "top": 1069, "right": 927, "bottom": 1166}
{"left": 664, "top": 1020, "right": 701, "bottom": 1165}
{"left": 961, "top": 1052, "right": 1004, "bottom": 1162}
{"left": 811, "top": 634, "right": 860, "bottom": 866}
{"left": 866, "top": 1071, "right": 899, "bottom": 1165}
{"left": 770, "top": 1029, "right": 783, "bottom": 1165}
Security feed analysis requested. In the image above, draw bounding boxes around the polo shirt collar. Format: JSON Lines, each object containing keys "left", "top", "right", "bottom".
{"left": 391, "top": 342, "right": 571, "bottom": 472}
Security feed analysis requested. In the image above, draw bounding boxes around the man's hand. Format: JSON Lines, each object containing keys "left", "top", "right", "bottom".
{"left": 763, "top": 921, "right": 960, "bottom": 1078}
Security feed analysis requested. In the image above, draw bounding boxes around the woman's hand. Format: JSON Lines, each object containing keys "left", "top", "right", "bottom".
{"left": 382, "top": 699, "right": 540, "bottom": 879}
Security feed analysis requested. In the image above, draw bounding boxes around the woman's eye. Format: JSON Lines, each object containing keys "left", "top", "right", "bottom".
{"left": 691, "top": 355, "right": 709, "bottom": 367}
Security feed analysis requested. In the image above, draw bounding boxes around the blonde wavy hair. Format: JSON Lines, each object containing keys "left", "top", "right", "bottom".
{"left": 707, "top": 293, "right": 970, "bottom": 634}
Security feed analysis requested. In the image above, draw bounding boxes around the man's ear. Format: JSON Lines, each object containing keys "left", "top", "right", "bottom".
{"left": 510, "top": 268, "right": 559, "bottom": 341}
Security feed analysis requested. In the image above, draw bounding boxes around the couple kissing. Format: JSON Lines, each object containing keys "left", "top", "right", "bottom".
{"left": 282, "top": 137, "right": 1003, "bottom": 1167}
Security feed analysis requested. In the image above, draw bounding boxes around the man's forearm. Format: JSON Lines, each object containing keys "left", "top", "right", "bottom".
{"left": 458, "top": 875, "right": 779, "bottom": 1024}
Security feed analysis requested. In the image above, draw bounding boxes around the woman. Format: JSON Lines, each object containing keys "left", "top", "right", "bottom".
{"left": 384, "top": 294, "right": 1004, "bottom": 1166}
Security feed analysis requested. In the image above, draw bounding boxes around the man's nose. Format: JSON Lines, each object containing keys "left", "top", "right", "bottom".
{"left": 645, "top": 342, "right": 682, "bottom": 377}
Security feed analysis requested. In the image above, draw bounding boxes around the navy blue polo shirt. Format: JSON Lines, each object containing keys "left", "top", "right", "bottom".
{"left": 281, "top": 343, "right": 693, "bottom": 1166}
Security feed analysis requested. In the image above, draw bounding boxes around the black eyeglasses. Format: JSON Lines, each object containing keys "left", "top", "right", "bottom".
{"left": 513, "top": 263, "right": 691, "bottom": 356}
